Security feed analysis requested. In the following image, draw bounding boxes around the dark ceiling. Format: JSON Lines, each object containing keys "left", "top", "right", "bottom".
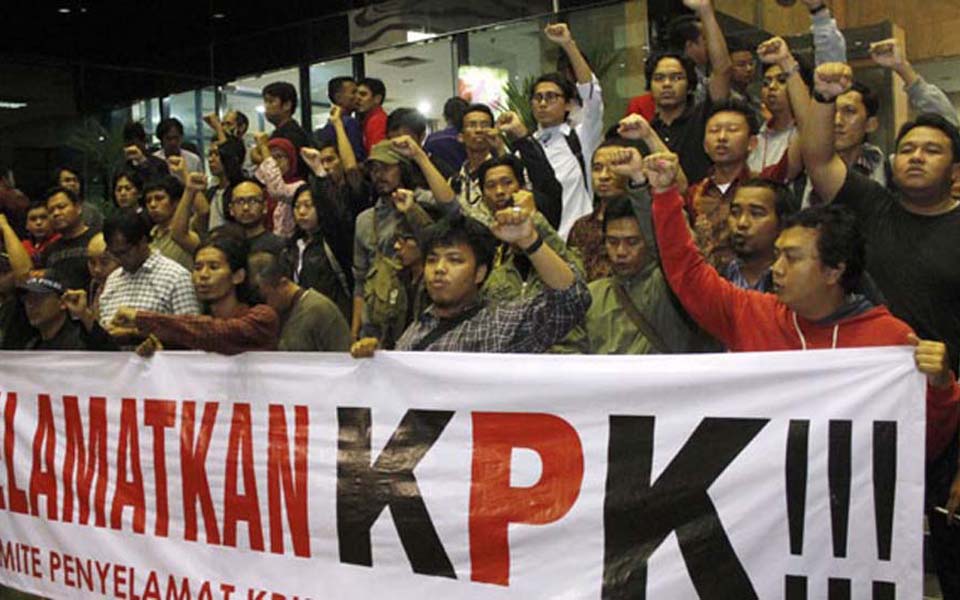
{"left": 0, "top": 0, "right": 374, "bottom": 128}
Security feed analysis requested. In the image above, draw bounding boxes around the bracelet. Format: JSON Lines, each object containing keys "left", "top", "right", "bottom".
{"left": 781, "top": 61, "right": 800, "bottom": 78}
{"left": 812, "top": 91, "right": 836, "bottom": 104}
{"left": 521, "top": 233, "right": 545, "bottom": 255}
{"left": 628, "top": 177, "right": 649, "bottom": 190}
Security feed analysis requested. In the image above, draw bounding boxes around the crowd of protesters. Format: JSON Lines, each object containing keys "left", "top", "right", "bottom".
{"left": 1, "top": 0, "right": 960, "bottom": 594}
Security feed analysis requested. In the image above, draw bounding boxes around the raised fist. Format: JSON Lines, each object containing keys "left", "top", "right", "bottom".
{"left": 330, "top": 105, "right": 343, "bottom": 124}
{"left": 300, "top": 147, "right": 326, "bottom": 176}
{"left": 757, "top": 37, "right": 791, "bottom": 66}
{"left": 544, "top": 23, "right": 572, "bottom": 45}
{"left": 166, "top": 155, "right": 185, "bottom": 173}
{"left": 869, "top": 39, "right": 905, "bottom": 69}
{"left": 813, "top": 62, "right": 853, "bottom": 101}
{"left": 390, "top": 188, "right": 416, "bottom": 213}
{"left": 496, "top": 111, "right": 528, "bottom": 141}
{"left": 254, "top": 132, "right": 270, "bottom": 147}
{"left": 124, "top": 145, "right": 145, "bottom": 165}
{"left": 390, "top": 135, "right": 421, "bottom": 159}
{"left": 203, "top": 113, "right": 220, "bottom": 129}
{"left": 617, "top": 114, "right": 653, "bottom": 140}
{"left": 512, "top": 189, "right": 536, "bottom": 213}
{"left": 642, "top": 152, "right": 680, "bottom": 192}
{"left": 186, "top": 172, "right": 208, "bottom": 192}
{"left": 491, "top": 202, "right": 536, "bottom": 246}
{"left": 609, "top": 147, "right": 645, "bottom": 181}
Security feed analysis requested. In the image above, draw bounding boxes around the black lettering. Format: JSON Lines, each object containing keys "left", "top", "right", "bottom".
{"left": 336, "top": 407, "right": 455, "bottom": 578}
{"left": 828, "top": 421, "right": 852, "bottom": 558}
{"left": 873, "top": 422, "right": 897, "bottom": 561}
{"left": 602, "top": 416, "right": 767, "bottom": 599}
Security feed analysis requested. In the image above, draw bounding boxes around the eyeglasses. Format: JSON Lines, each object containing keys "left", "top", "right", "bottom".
{"left": 531, "top": 92, "right": 564, "bottom": 105}
{"left": 651, "top": 73, "right": 687, "bottom": 83}
{"left": 232, "top": 197, "right": 264, "bottom": 208}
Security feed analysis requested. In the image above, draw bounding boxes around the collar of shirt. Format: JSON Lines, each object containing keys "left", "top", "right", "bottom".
{"left": 613, "top": 261, "right": 657, "bottom": 287}
{"left": 419, "top": 297, "right": 485, "bottom": 324}
{"left": 534, "top": 123, "right": 572, "bottom": 145}
{"left": 705, "top": 164, "right": 752, "bottom": 190}
{"left": 119, "top": 251, "right": 161, "bottom": 279}
{"left": 652, "top": 101, "right": 698, "bottom": 129}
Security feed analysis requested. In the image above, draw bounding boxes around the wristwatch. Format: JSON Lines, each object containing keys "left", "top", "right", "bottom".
{"left": 521, "top": 233, "right": 545, "bottom": 255}
{"left": 812, "top": 91, "right": 836, "bottom": 104}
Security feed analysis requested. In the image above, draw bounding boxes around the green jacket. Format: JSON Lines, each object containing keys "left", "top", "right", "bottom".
{"left": 552, "top": 263, "right": 719, "bottom": 354}
{"left": 482, "top": 213, "right": 584, "bottom": 305}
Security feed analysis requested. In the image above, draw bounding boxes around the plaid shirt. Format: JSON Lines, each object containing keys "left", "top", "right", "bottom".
{"left": 137, "top": 304, "right": 279, "bottom": 355}
{"left": 98, "top": 251, "right": 200, "bottom": 327}
{"left": 395, "top": 274, "right": 590, "bottom": 352}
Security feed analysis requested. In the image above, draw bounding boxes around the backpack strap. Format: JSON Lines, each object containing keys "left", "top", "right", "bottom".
{"left": 564, "top": 128, "right": 589, "bottom": 189}
{"left": 613, "top": 282, "right": 669, "bottom": 353}
{"left": 411, "top": 304, "right": 484, "bottom": 351}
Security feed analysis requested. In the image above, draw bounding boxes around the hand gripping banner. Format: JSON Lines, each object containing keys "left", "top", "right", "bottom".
{"left": 0, "top": 348, "right": 925, "bottom": 599}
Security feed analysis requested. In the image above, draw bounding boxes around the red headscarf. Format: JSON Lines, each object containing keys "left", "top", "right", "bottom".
{"left": 267, "top": 137, "right": 299, "bottom": 184}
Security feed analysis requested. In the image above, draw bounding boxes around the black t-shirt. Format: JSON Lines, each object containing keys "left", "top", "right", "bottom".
{"left": 40, "top": 228, "right": 98, "bottom": 291}
{"left": 834, "top": 170, "right": 960, "bottom": 371}
{"left": 651, "top": 97, "right": 713, "bottom": 184}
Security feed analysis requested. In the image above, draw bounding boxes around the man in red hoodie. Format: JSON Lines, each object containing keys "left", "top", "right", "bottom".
{"left": 638, "top": 150, "right": 959, "bottom": 460}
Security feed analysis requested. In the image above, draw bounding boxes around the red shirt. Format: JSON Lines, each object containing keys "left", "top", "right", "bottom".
{"left": 624, "top": 93, "right": 656, "bottom": 121}
{"left": 362, "top": 106, "right": 388, "bottom": 154}
{"left": 136, "top": 304, "right": 279, "bottom": 355}
{"left": 22, "top": 235, "right": 62, "bottom": 267}
{"left": 653, "top": 187, "right": 960, "bottom": 460}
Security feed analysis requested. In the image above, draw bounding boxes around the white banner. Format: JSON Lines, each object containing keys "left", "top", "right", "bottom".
{"left": 0, "top": 348, "right": 925, "bottom": 599}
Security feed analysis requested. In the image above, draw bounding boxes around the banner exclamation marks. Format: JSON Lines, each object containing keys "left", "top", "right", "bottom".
{"left": 828, "top": 578, "right": 851, "bottom": 600}
{"left": 873, "top": 421, "right": 897, "bottom": 561}
{"left": 786, "top": 420, "right": 809, "bottom": 555}
{"left": 873, "top": 581, "right": 896, "bottom": 600}
{"left": 785, "top": 575, "right": 807, "bottom": 600}
{"left": 828, "top": 421, "right": 852, "bottom": 558}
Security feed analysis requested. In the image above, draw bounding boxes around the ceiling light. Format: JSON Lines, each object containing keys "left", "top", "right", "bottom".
{"left": 417, "top": 100, "right": 432, "bottom": 115}
{"left": 406, "top": 30, "right": 436, "bottom": 42}
{"left": 0, "top": 101, "right": 28, "bottom": 109}
{"left": 211, "top": 12, "right": 225, "bottom": 19}
{"left": 255, "top": 106, "right": 265, "bottom": 114}
{"left": 58, "top": 7, "right": 71, "bottom": 13}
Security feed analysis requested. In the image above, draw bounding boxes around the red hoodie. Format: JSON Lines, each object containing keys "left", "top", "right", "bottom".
{"left": 653, "top": 187, "right": 960, "bottom": 460}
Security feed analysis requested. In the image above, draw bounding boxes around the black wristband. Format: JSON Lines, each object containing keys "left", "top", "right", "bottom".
{"left": 521, "top": 233, "right": 545, "bottom": 255}
{"left": 812, "top": 91, "right": 836, "bottom": 104}
{"left": 809, "top": 3, "right": 827, "bottom": 14}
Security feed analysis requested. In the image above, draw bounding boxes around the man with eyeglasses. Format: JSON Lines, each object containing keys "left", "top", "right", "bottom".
{"left": 646, "top": 0, "right": 732, "bottom": 184}
{"left": 528, "top": 22, "right": 604, "bottom": 240}
{"left": 226, "top": 178, "right": 286, "bottom": 256}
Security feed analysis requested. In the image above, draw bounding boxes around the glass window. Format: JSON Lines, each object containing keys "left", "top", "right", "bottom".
{"left": 365, "top": 37, "right": 456, "bottom": 133}
{"left": 130, "top": 99, "right": 161, "bottom": 139}
{"left": 466, "top": 20, "right": 547, "bottom": 114}
{"left": 567, "top": 3, "right": 646, "bottom": 129}
{"left": 223, "top": 67, "right": 300, "bottom": 136}
{"left": 309, "top": 58, "right": 355, "bottom": 131}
